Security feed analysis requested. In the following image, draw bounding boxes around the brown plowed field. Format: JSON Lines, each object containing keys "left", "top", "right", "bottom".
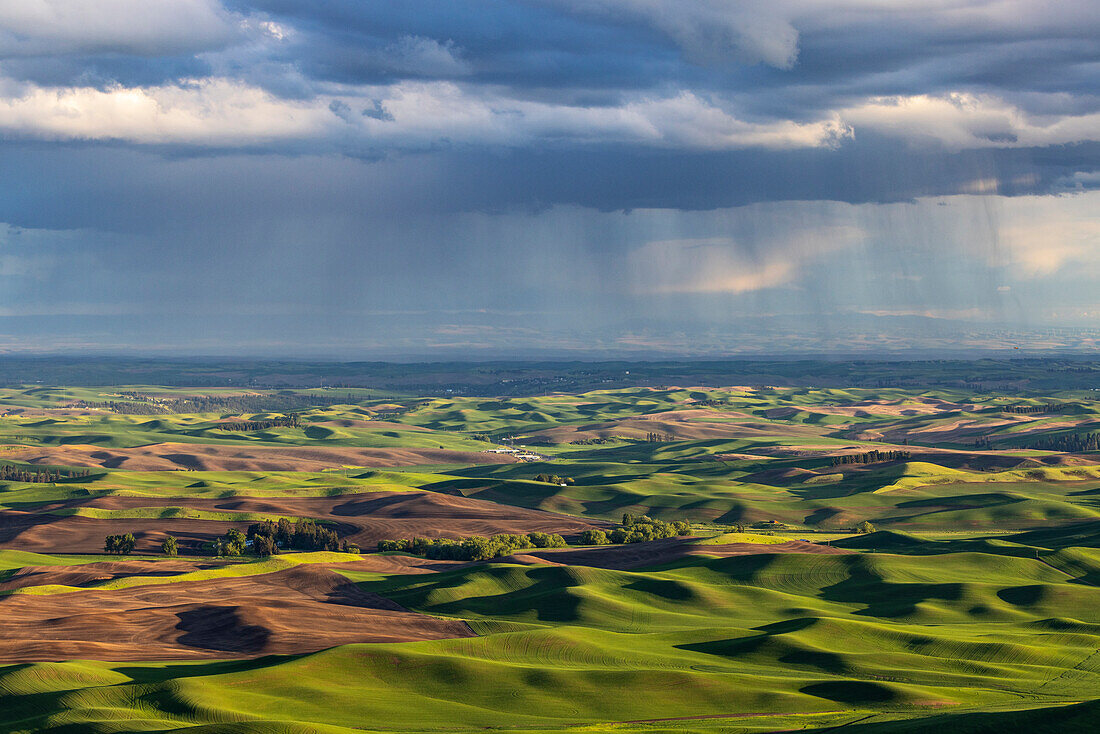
{"left": 10, "top": 442, "right": 518, "bottom": 471}
{"left": 0, "top": 561, "right": 474, "bottom": 663}
{"left": 0, "top": 491, "right": 607, "bottom": 554}
{"left": 499, "top": 537, "right": 851, "bottom": 569}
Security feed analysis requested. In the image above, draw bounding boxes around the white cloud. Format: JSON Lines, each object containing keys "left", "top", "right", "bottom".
{"left": 5, "top": 81, "right": 1095, "bottom": 155}
{"left": 0, "top": 78, "right": 853, "bottom": 150}
{"left": 841, "top": 93, "right": 1100, "bottom": 149}
{"left": 0, "top": 78, "right": 326, "bottom": 144}
{"left": 257, "top": 21, "right": 289, "bottom": 42}
{"left": 371, "top": 87, "right": 850, "bottom": 149}
{"left": 616, "top": 92, "right": 851, "bottom": 149}
{"left": 0, "top": 0, "right": 238, "bottom": 57}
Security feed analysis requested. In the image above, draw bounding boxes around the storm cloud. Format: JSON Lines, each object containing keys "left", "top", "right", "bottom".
{"left": 0, "top": 0, "right": 1097, "bottom": 355}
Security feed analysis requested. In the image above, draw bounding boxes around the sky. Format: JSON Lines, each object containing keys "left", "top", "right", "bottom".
{"left": 0, "top": 0, "right": 1098, "bottom": 357}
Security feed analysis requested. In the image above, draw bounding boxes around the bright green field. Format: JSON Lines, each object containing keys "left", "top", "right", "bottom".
{"left": 4, "top": 536, "right": 1100, "bottom": 732}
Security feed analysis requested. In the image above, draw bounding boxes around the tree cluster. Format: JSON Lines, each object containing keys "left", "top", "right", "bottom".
{"left": 534, "top": 474, "right": 575, "bottom": 485}
{"left": 568, "top": 437, "right": 617, "bottom": 445}
{"left": 213, "top": 528, "right": 249, "bottom": 557}
{"left": 0, "top": 464, "right": 92, "bottom": 483}
{"left": 854, "top": 521, "right": 876, "bottom": 534}
{"left": 614, "top": 514, "right": 692, "bottom": 543}
{"left": 244, "top": 518, "right": 358, "bottom": 555}
{"left": 831, "top": 450, "right": 911, "bottom": 466}
{"left": 377, "top": 532, "right": 566, "bottom": 561}
{"left": 104, "top": 533, "right": 136, "bottom": 554}
{"left": 644, "top": 432, "right": 675, "bottom": 442}
{"left": 215, "top": 414, "right": 302, "bottom": 431}
{"left": 578, "top": 529, "right": 611, "bottom": 545}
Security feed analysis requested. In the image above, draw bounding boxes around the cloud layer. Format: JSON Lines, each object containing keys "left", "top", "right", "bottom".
{"left": 0, "top": 1, "right": 1096, "bottom": 355}
{"left": 0, "top": 0, "right": 1096, "bottom": 154}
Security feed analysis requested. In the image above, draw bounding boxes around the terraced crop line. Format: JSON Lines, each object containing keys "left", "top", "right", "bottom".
{"left": 1036, "top": 645, "right": 1100, "bottom": 694}
{"left": 1032, "top": 551, "right": 1093, "bottom": 586}
{"left": 817, "top": 713, "right": 878, "bottom": 730}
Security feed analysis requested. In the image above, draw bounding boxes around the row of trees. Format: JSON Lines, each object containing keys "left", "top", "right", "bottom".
{"left": 103, "top": 517, "right": 693, "bottom": 560}
{"left": 1024, "top": 432, "right": 1100, "bottom": 452}
{"left": 377, "top": 515, "right": 695, "bottom": 560}
{"left": 644, "top": 432, "right": 676, "bottom": 442}
{"left": 830, "top": 450, "right": 911, "bottom": 466}
{"left": 585, "top": 517, "right": 686, "bottom": 545}
{"left": 101, "top": 521, "right": 361, "bottom": 558}
{"left": 1000, "top": 404, "right": 1066, "bottom": 414}
{"left": 214, "top": 414, "right": 302, "bottom": 431}
{"left": 0, "top": 465, "right": 92, "bottom": 483}
{"left": 568, "top": 437, "right": 617, "bottom": 445}
{"left": 377, "top": 532, "right": 567, "bottom": 561}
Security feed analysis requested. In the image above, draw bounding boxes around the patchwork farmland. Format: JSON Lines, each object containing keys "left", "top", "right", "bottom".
{"left": 1, "top": 381, "right": 1100, "bottom": 732}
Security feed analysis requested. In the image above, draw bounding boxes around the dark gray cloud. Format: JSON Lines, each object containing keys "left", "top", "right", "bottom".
{"left": 2, "top": 138, "right": 1094, "bottom": 234}
{"left": 5, "top": 1, "right": 1096, "bottom": 121}
{"left": 215, "top": 1, "right": 1100, "bottom": 115}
